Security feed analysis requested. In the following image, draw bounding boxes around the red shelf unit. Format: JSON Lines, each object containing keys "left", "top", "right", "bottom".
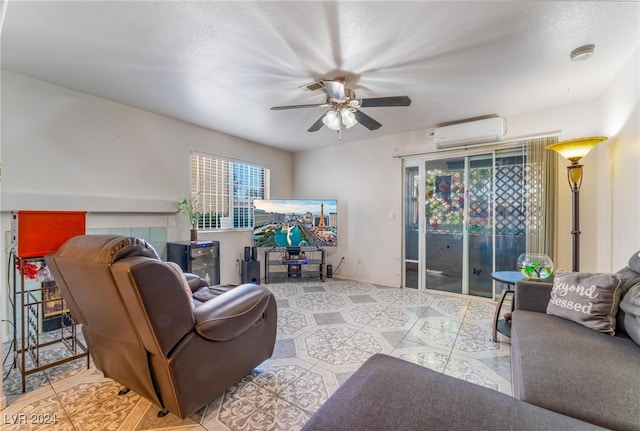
{"left": 12, "top": 210, "right": 87, "bottom": 258}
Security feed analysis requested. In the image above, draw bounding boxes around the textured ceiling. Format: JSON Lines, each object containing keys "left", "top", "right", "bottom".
{"left": 2, "top": 1, "right": 639, "bottom": 152}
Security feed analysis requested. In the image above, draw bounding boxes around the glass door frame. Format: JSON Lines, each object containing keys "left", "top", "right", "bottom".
{"left": 402, "top": 158, "right": 424, "bottom": 289}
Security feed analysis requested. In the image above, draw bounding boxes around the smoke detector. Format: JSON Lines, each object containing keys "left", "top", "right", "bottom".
{"left": 570, "top": 44, "right": 595, "bottom": 62}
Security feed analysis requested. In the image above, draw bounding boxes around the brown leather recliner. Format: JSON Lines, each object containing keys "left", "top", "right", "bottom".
{"left": 45, "top": 234, "right": 277, "bottom": 419}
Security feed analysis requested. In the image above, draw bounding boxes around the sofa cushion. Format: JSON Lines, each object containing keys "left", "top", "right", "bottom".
{"left": 628, "top": 250, "right": 640, "bottom": 273}
{"left": 617, "top": 266, "right": 640, "bottom": 297}
{"left": 546, "top": 270, "right": 622, "bottom": 334}
{"left": 615, "top": 251, "right": 640, "bottom": 336}
{"left": 616, "top": 248, "right": 640, "bottom": 298}
{"left": 619, "top": 283, "right": 640, "bottom": 345}
{"left": 303, "top": 354, "right": 608, "bottom": 431}
{"left": 512, "top": 310, "right": 640, "bottom": 430}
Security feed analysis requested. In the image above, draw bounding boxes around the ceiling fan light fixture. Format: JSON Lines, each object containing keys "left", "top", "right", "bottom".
{"left": 322, "top": 110, "right": 341, "bottom": 130}
{"left": 272, "top": 77, "right": 411, "bottom": 135}
{"left": 341, "top": 109, "right": 357, "bottom": 129}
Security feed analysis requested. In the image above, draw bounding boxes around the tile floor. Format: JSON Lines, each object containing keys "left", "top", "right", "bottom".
{"left": 2, "top": 280, "right": 512, "bottom": 431}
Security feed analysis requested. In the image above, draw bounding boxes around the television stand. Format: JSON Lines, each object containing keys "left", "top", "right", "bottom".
{"left": 264, "top": 247, "right": 325, "bottom": 283}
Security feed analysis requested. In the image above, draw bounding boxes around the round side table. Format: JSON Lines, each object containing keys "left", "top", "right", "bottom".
{"left": 491, "top": 271, "right": 524, "bottom": 342}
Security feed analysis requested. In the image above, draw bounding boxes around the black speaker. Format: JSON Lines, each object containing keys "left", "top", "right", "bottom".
{"left": 327, "top": 264, "right": 333, "bottom": 278}
{"left": 241, "top": 260, "right": 260, "bottom": 284}
{"left": 244, "top": 246, "right": 251, "bottom": 261}
{"left": 287, "top": 264, "right": 301, "bottom": 278}
{"left": 251, "top": 246, "right": 258, "bottom": 261}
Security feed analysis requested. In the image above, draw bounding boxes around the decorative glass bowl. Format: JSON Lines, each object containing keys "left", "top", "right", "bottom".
{"left": 517, "top": 253, "right": 554, "bottom": 280}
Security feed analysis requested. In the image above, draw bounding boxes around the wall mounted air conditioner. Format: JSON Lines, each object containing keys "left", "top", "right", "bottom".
{"left": 433, "top": 117, "right": 505, "bottom": 149}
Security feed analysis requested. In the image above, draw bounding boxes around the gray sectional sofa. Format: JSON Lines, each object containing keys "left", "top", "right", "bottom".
{"left": 511, "top": 252, "right": 640, "bottom": 431}
{"left": 302, "top": 353, "right": 608, "bottom": 431}
{"left": 303, "top": 251, "right": 640, "bottom": 431}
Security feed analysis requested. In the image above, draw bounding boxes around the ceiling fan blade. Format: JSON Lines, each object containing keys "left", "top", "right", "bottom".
{"left": 307, "top": 114, "right": 326, "bottom": 132}
{"left": 322, "top": 80, "right": 346, "bottom": 101}
{"left": 353, "top": 109, "right": 382, "bottom": 130}
{"left": 358, "top": 96, "right": 412, "bottom": 108}
{"left": 301, "top": 80, "right": 324, "bottom": 92}
{"left": 271, "top": 104, "right": 325, "bottom": 110}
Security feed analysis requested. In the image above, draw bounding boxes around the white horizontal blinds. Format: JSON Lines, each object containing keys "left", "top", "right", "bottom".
{"left": 232, "top": 162, "right": 270, "bottom": 228}
{"left": 191, "top": 152, "right": 269, "bottom": 230}
{"left": 191, "top": 154, "right": 230, "bottom": 229}
{"left": 263, "top": 169, "right": 271, "bottom": 200}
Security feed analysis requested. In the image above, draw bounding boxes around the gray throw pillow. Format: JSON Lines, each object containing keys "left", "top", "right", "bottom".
{"left": 614, "top": 251, "right": 640, "bottom": 333}
{"left": 628, "top": 250, "right": 640, "bottom": 273}
{"left": 617, "top": 250, "right": 640, "bottom": 296}
{"left": 619, "top": 283, "right": 640, "bottom": 345}
{"left": 546, "top": 270, "right": 623, "bottom": 335}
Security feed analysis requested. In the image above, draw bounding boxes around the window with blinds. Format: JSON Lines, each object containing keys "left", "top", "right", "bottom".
{"left": 191, "top": 153, "right": 270, "bottom": 230}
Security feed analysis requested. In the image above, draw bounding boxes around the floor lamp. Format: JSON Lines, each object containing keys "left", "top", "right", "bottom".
{"left": 547, "top": 137, "right": 607, "bottom": 272}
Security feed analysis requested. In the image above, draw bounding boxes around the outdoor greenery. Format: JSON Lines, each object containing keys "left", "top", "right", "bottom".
{"left": 425, "top": 168, "right": 492, "bottom": 234}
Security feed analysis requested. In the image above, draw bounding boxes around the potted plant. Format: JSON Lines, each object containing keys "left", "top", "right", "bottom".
{"left": 177, "top": 196, "right": 200, "bottom": 241}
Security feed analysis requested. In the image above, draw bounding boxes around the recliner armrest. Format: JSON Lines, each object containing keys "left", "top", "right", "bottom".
{"left": 184, "top": 273, "right": 208, "bottom": 293}
{"left": 514, "top": 280, "right": 552, "bottom": 312}
{"left": 193, "top": 283, "right": 272, "bottom": 341}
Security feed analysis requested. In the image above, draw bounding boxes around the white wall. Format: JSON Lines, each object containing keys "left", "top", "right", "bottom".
{"left": 1, "top": 71, "right": 294, "bottom": 288}
{"left": 293, "top": 135, "right": 404, "bottom": 287}
{"left": 596, "top": 47, "right": 640, "bottom": 271}
{"left": 2, "top": 71, "right": 293, "bottom": 212}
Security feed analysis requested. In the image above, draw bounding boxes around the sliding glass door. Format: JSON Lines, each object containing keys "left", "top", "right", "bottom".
{"left": 424, "top": 157, "right": 467, "bottom": 293}
{"left": 403, "top": 149, "right": 526, "bottom": 298}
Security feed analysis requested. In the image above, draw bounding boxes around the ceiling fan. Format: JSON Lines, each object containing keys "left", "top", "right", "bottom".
{"left": 270, "top": 77, "right": 411, "bottom": 137}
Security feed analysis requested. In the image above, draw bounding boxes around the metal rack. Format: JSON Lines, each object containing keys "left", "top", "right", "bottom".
{"left": 8, "top": 255, "right": 89, "bottom": 392}
{"left": 264, "top": 247, "right": 325, "bottom": 283}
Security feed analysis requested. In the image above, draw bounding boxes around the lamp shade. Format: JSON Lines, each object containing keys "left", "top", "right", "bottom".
{"left": 546, "top": 136, "right": 607, "bottom": 162}
{"left": 322, "top": 110, "right": 341, "bottom": 130}
{"left": 341, "top": 109, "right": 357, "bottom": 129}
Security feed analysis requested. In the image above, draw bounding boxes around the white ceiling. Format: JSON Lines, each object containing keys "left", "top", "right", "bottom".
{"left": 2, "top": 1, "right": 638, "bottom": 152}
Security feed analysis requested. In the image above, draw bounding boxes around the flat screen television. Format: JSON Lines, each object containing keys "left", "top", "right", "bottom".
{"left": 254, "top": 199, "right": 338, "bottom": 247}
